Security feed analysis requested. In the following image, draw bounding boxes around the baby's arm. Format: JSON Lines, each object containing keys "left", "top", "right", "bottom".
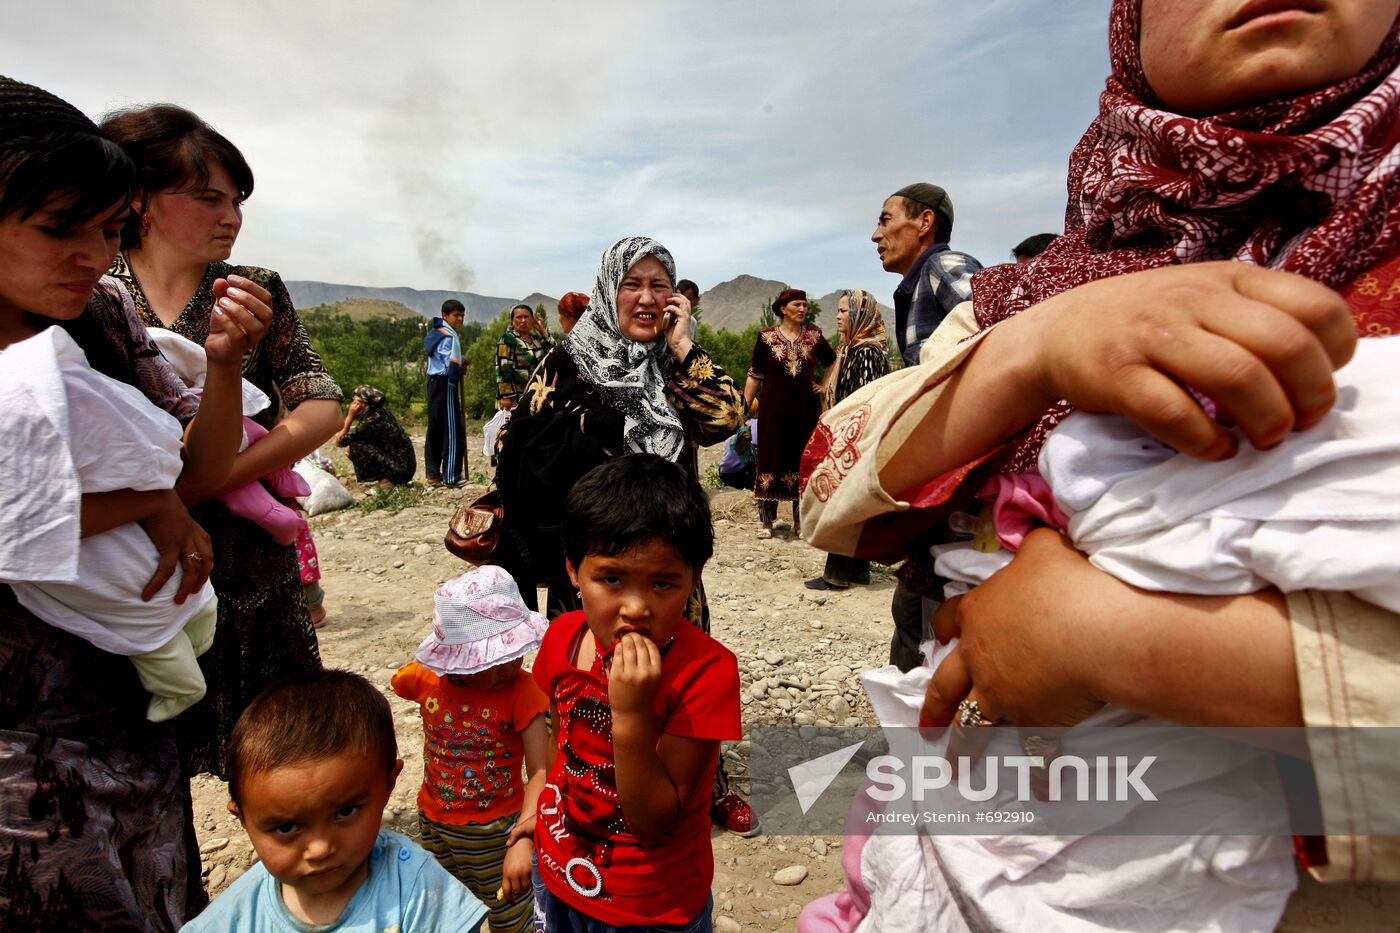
{"left": 390, "top": 663, "right": 425, "bottom": 701}
{"left": 501, "top": 713, "right": 548, "bottom": 898}
{"left": 609, "top": 634, "right": 719, "bottom": 842}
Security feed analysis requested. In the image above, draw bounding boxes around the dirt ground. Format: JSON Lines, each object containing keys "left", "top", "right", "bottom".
{"left": 190, "top": 433, "right": 896, "bottom": 932}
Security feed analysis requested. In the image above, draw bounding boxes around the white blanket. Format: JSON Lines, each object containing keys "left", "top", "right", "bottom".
{"left": 857, "top": 648, "right": 1295, "bottom": 933}
{"left": 0, "top": 328, "right": 214, "bottom": 654}
{"left": 871, "top": 334, "right": 1400, "bottom": 932}
{"left": 1040, "top": 335, "right": 1400, "bottom": 612}
{"left": 482, "top": 407, "right": 511, "bottom": 457}
{"left": 148, "top": 327, "right": 270, "bottom": 417}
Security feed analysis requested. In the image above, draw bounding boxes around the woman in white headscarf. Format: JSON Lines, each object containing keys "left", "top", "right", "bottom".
{"left": 495, "top": 236, "right": 755, "bottom": 834}
{"left": 496, "top": 236, "right": 744, "bottom": 617}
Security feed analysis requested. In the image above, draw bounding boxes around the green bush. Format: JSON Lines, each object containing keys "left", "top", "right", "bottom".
{"left": 302, "top": 299, "right": 901, "bottom": 431}
{"left": 302, "top": 308, "right": 429, "bottom": 424}
{"left": 304, "top": 307, "right": 517, "bottom": 426}
{"left": 694, "top": 322, "right": 761, "bottom": 388}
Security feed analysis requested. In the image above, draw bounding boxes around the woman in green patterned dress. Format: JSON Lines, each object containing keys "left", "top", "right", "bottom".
{"left": 495, "top": 302, "right": 552, "bottom": 410}
{"left": 101, "top": 104, "right": 343, "bottom": 778}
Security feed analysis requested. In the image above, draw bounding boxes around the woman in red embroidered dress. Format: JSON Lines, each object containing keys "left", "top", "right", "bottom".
{"left": 743, "top": 288, "right": 834, "bottom": 538}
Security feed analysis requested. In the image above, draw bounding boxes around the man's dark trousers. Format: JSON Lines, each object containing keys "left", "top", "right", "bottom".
{"left": 425, "top": 375, "right": 466, "bottom": 485}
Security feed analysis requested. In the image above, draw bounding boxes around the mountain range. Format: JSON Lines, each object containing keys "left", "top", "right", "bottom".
{"left": 286, "top": 277, "right": 891, "bottom": 334}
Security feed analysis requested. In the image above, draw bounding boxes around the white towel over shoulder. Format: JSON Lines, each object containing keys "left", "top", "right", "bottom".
{"left": 0, "top": 327, "right": 214, "bottom": 654}
{"left": 1040, "top": 335, "right": 1400, "bottom": 612}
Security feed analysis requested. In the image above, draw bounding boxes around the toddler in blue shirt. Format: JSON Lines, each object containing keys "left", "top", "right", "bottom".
{"left": 182, "top": 670, "right": 487, "bottom": 932}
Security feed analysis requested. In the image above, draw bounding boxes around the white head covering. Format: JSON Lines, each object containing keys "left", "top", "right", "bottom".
{"left": 147, "top": 327, "right": 270, "bottom": 416}
{"left": 413, "top": 566, "right": 548, "bottom": 677}
{"left": 563, "top": 236, "right": 686, "bottom": 461}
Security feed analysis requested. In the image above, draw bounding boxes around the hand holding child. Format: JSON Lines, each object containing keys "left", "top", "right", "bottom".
{"left": 608, "top": 632, "right": 662, "bottom": 717}
{"left": 1008, "top": 262, "right": 1355, "bottom": 459}
{"left": 500, "top": 837, "right": 534, "bottom": 900}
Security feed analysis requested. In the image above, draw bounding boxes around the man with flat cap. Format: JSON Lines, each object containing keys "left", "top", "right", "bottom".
{"left": 869, "top": 182, "right": 982, "bottom": 670}
{"left": 872, "top": 182, "right": 983, "bottom": 367}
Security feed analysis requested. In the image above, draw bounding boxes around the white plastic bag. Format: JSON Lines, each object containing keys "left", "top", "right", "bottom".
{"left": 482, "top": 408, "right": 511, "bottom": 457}
{"left": 294, "top": 450, "right": 353, "bottom": 515}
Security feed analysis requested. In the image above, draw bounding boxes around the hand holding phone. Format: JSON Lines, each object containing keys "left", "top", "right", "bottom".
{"left": 663, "top": 293, "right": 693, "bottom": 361}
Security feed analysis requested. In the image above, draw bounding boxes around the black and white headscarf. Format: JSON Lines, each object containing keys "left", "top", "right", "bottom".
{"left": 564, "top": 236, "right": 686, "bottom": 461}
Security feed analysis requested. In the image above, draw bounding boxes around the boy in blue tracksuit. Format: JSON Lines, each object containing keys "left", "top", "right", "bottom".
{"left": 424, "top": 299, "right": 467, "bottom": 486}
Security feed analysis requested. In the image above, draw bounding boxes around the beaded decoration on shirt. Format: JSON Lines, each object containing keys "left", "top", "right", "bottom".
{"left": 761, "top": 328, "right": 819, "bottom": 378}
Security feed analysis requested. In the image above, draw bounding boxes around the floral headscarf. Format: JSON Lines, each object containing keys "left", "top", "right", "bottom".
{"left": 563, "top": 236, "right": 686, "bottom": 460}
{"left": 352, "top": 384, "right": 385, "bottom": 407}
{"left": 821, "top": 289, "right": 886, "bottom": 407}
{"left": 971, "top": 0, "right": 1400, "bottom": 473}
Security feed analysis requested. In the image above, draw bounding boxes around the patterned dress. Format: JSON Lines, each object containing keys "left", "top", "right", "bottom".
{"left": 338, "top": 403, "right": 416, "bottom": 484}
{"left": 495, "top": 329, "right": 552, "bottom": 406}
{"left": 111, "top": 255, "right": 341, "bottom": 778}
{"left": 495, "top": 343, "right": 744, "bottom": 623}
{"left": 1, "top": 280, "right": 201, "bottom": 931}
{"left": 750, "top": 325, "right": 835, "bottom": 502}
{"left": 831, "top": 343, "right": 889, "bottom": 403}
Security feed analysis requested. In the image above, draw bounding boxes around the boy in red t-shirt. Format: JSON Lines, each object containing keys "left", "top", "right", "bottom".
{"left": 523, "top": 453, "right": 742, "bottom": 930}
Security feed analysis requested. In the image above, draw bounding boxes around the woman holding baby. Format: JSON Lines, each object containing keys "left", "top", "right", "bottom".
{"left": 0, "top": 77, "right": 274, "bottom": 929}
{"left": 102, "top": 104, "right": 343, "bottom": 779}
{"left": 802, "top": 1, "right": 1400, "bottom": 929}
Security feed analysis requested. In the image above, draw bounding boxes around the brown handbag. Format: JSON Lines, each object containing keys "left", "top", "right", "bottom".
{"left": 444, "top": 488, "right": 505, "bottom": 562}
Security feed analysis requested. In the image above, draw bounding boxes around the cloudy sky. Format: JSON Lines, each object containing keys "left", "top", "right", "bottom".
{"left": 6, "top": 1, "right": 1111, "bottom": 299}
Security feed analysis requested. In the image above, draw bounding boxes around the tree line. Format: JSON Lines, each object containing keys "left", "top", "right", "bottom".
{"left": 301, "top": 299, "right": 900, "bottom": 428}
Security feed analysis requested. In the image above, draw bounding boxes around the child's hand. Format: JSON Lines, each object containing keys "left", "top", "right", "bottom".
{"left": 608, "top": 632, "right": 662, "bottom": 717}
{"left": 506, "top": 813, "right": 536, "bottom": 847}
{"left": 501, "top": 838, "right": 534, "bottom": 900}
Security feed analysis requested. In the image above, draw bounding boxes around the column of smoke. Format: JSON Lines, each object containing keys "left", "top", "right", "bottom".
{"left": 373, "top": 68, "right": 476, "bottom": 292}
{"left": 416, "top": 227, "right": 474, "bottom": 292}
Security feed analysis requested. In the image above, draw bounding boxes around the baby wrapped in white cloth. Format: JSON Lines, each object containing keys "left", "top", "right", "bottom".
{"left": 935, "top": 335, "right": 1400, "bottom": 612}
{"left": 851, "top": 336, "right": 1400, "bottom": 932}
{"left": 0, "top": 327, "right": 217, "bottom": 721}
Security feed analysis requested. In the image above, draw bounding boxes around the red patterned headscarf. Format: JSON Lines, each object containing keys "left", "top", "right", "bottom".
{"left": 975, "top": 0, "right": 1400, "bottom": 330}
{"left": 774, "top": 288, "right": 807, "bottom": 311}
{"left": 971, "top": 0, "right": 1400, "bottom": 473}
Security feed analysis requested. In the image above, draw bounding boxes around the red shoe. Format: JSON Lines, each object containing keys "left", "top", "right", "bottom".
{"left": 711, "top": 792, "right": 759, "bottom": 837}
